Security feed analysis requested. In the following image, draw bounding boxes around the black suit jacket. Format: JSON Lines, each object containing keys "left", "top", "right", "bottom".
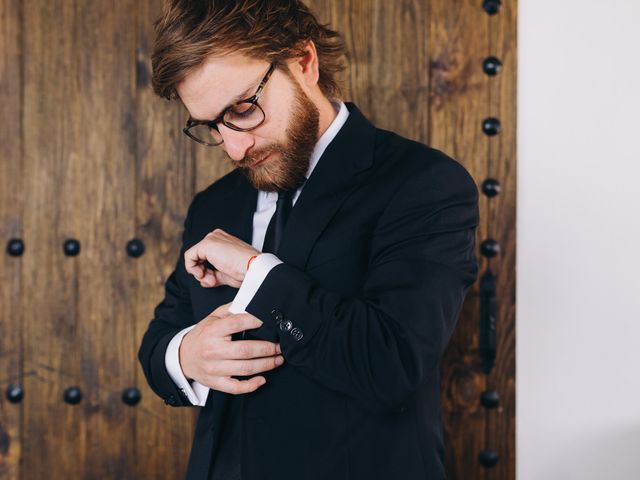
{"left": 138, "top": 102, "right": 479, "bottom": 480}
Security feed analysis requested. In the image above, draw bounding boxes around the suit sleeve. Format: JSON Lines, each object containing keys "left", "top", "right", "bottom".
{"left": 137, "top": 192, "right": 203, "bottom": 408}
{"left": 245, "top": 157, "right": 480, "bottom": 414}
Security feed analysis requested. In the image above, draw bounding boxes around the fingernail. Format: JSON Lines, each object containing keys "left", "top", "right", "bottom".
{"left": 275, "top": 355, "right": 284, "bottom": 366}
{"left": 275, "top": 343, "right": 282, "bottom": 353}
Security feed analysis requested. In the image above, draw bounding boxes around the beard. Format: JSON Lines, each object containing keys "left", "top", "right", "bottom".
{"left": 234, "top": 81, "right": 320, "bottom": 192}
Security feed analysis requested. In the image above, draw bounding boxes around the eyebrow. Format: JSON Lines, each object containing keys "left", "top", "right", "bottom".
{"left": 190, "top": 76, "right": 261, "bottom": 122}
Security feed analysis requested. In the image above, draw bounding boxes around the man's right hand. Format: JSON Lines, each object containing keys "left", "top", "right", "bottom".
{"left": 179, "top": 302, "right": 284, "bottom": 395}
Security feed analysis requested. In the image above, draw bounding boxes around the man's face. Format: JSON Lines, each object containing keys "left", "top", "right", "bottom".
{"left": 177, "top": 53, "right": 320, "bottom": 192}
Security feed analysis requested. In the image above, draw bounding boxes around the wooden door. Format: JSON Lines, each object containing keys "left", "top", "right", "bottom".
{"left": 0, "top": 1, "right": 515, "bottom": 478}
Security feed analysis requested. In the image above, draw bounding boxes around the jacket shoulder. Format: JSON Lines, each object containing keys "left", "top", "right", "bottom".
{"left": 372, "top": 128, "right": 478, "bottom": 199}
{"left": 187, "top": 168, "right": 244, "bottom": 213}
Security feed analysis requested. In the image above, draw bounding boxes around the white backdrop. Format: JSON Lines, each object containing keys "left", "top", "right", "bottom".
{"left": 517, "top": 1, "right": 640, "bottom": 478}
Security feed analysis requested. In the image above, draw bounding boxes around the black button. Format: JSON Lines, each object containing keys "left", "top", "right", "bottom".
{"left": 290, "top": 328, "right": 303, "bottom": 341}
{"left": 164, "top": 394, "right": 177, "bottom": 405}
{"left": 279, "top": 319, "right": 293, "bottom": 332}
{"left": 271, "top": 309, "right": 284, "bottom": 323}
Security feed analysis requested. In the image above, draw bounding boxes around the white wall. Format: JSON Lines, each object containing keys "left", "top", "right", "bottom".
{"left": 517, "top": 1, "right": 640, "bottom": 479}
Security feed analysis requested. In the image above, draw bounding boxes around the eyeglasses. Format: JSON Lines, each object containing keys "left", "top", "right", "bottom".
{"left": 182, "top": 62, "right": 277, "bottom": 147}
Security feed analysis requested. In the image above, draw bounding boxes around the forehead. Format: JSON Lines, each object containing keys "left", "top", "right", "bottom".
{"left": 177, "top": 53, "right": 267, "bottom": 119}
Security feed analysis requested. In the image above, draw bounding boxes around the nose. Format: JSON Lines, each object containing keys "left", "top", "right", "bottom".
{"left": 218, "top": 124, "right": 255, "bottom": 161}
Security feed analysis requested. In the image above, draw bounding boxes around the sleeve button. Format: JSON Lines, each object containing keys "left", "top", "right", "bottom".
{"left": 279, "top": 319, "right": 293, "bottom": 332}
{"left": 271, "top": 309, "right": 284, "bottom": 322}
{"left": 290, "top": 328, "right": 303, "bottom": 341}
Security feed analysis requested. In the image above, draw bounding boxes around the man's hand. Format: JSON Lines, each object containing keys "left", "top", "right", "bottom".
{"left": 179, "top": 302, "right": 284, "bottom": 395}
{"left": 184, "top": 228, "right": 260, "bottom": 288}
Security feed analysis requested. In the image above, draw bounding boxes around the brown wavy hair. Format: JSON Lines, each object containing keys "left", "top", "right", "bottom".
{"left": 151, "top": 0, "right": 348, "bottom": 100}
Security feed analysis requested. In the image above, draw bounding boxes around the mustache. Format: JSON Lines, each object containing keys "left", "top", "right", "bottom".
{"left": 236, "top": 145, "right": 283, "bottom": 168}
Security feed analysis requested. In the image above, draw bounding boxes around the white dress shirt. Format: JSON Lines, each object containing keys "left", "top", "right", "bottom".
{"left": 164, "top": 100, "right": 350, "bottom": 405}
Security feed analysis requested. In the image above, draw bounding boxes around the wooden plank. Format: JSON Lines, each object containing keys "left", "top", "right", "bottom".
{"left": 21, "top": 0, "right": 137, "bottom": 476}
{"left": 486, "top": 0, "right": 517, "bottom": 478}
{"left": 428, "top": 1, "right": 492, "bottom": 478}
{"left": 7, "top": 0, "right": 515, "bottom": 476}
{"left": 133, "top": 1, "right": 201, "bottom": 478}
{"left": 21, "top": 1, "right": 87, "bottom": 475}
{"left": 306, "top": 0, "right": 430, "bottom": 141}
{"left": 0, "top": 1, "right": 23, "bottom": 478}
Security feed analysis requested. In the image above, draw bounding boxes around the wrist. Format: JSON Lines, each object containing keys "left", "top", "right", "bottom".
{"left": 178, "top": 333, "right": 193, "bottom": 381}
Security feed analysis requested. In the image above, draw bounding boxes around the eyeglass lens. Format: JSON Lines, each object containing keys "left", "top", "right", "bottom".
{"left": 187, "top": 102, "right": 265, "bottom": 145}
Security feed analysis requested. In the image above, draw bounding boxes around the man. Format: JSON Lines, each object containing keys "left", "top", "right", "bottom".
{"left": 138, "top": 1, "right": 479, "bottom": 479}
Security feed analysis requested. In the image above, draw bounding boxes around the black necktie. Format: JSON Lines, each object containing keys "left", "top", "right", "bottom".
{"left": 262, "top": 189, "right": 295, "bottom": 254}
{"left": 208, "top": 190, "right": 296, "bottom": 480}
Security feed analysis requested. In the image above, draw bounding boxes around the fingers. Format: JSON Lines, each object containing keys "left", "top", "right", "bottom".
{"left": 212, "top": 301, "right": 233, "bottom": 317}
{"left": 184, "top": 245, "right": 206, "bottom": 279}
{"left": 193, "top": 266, "right": 241, "bottom": 289}
{"left": 213, "top": 355, "right": 285, "bottom": 377}
{"left": 217, "top": 270, "right": 242, "bottom": 288}
{"left": 198, "top": 268, "right": 221, "bottom": 287}
{"left": 221, "top": 340, "right": 281, "bottom": 359}
{"left": 215, "top": 313, "right": 264, "bottom": 336}
{"left": 213, "top": 375, "right": 267, "bottom": 395}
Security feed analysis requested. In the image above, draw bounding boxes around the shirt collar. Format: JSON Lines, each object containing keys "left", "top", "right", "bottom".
{"left": 304, "top": 99, "right": 349, "bottom": 180}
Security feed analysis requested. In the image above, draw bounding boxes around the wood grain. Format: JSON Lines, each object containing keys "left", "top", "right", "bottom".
{"left": 428, "top": 1, "right": 493, "bottom": 478}
{"left": 0, "top": 0, "right": 516, "bottom": 477}
{"left": 0, "top": 1, "right": 23, "bottom": 478}
{"left": 21, "top": 0, "right": 138, "bottom": 477}
{"left": 133, "top": 1, "right": 200, "bottom": 478}
{"left": 486, "top": 0, "right": 517, "bottom": 478}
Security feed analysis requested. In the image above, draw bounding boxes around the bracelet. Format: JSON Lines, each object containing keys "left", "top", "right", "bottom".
{"left": 247, "top": 254, "right": 258, "bottom": 271}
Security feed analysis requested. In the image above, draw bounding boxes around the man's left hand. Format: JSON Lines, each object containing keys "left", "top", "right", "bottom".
{"left": 184, "top": 228, "right": 260, "bottom": 288}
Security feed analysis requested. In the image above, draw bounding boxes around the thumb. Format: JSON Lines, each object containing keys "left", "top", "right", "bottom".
{"left": 212, "top": 301, "right": 233, "bottom": 317}
{"left": 213, "top": 270, "right": 242, "bottom": 289}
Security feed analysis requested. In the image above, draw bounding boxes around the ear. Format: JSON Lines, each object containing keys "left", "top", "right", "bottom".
{"left": 288, "top": 39, "right": 319, "bottom": 88}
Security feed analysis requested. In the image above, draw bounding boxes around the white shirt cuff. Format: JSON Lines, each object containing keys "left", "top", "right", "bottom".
{"left": 164, "top": 325, "right": 210, "bottom": 406}
{"left": 229, "top": 253, "right": 283, "bottom": 314}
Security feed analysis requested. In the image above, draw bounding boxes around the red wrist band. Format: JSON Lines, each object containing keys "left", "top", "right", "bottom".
{"left": 247, "top": 255, "right": 258, "bottom": 271}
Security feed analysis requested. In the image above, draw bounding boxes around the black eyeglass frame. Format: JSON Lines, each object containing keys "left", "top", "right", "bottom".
{"left": 182, "top": 61, "right": 277, "bottom": 146}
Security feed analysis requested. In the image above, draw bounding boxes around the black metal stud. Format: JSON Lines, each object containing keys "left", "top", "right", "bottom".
{"left": 6, "top": 384, "right": 23, "bottom": 403}
{"left": 483, "top": 56, "right": 503, "bottom": 76}
{"left": 482, "top": 0, "right": 501, "bottom": 15}
{"left": 481, "top": 390, "right": 500, "bottom": 409}
{"left": 482, "top": 178, "right": 501, "bottom": 197}
{"left": 479, "top": 449, "right": 499, "bottom": 468}
{"left": 122, "top": 387, "right": 141, "bottom": 406}
{"left": 482, "top": 117, "right": 501, "bottom": 136}
{"left": 480, "top": 239, "right": 500, "bottom": 258}
{"left": 126, "top": 239, "right": 145, "bottom": 258}
{"left": 63, "top": 239, "right": 81, "bottom": 256}
{"left": 63, "top": 386, "right": 82, "bottom": 404}
{"left": 6, "top": 238, "right": 24, "bottom": 256}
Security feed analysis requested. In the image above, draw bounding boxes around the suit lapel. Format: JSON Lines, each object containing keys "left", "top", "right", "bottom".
{"left": 277, "top": 102, "right": 375, "bottom": 269}
{"left": 216, "top": 174, "right": 258, "bottom": 244}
